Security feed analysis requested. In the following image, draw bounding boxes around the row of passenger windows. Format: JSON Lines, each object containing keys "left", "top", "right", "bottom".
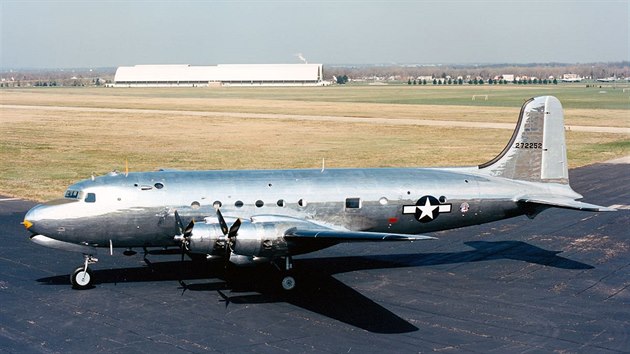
{"left": 68, "top": 190, "right": 371, "bottom": 209}
{"left": 67, "top": 184, "right": 371, "bottom": 209}
{"left": 134, "top": 183, "right": 365, "bottom": 209}
{"left": 198, "top": 197, "right": 364, "bottom": 209}
{"left": 135, "top": 183, "right": 365, "bottom": 209}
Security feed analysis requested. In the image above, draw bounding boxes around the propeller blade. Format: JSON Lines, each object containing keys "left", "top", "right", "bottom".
{"left": 216, "top": 209, "right": 229, "bottom": 235}
{"left": 175, "top": 210, "right": 184, "bottom": 235}
{"left": 184, "top": 220, "right": 195, "bottom": 237}
{"left": 228, "top": 218, "right": 241, "bottom": 238}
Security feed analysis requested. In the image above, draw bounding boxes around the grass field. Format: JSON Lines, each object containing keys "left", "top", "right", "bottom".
{"left": 1, "top": 85, "right": 628, "bottom": 201}
{"left": 3, "top": 83, "right": 630, "bottom": 109}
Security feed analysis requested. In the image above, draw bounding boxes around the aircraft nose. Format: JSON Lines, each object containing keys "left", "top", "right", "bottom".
{"left": 23, "top": 204, "right": 41, "bottom": 233}
{"left": 22, "top": 204, "right": 54, "bottom": 234}
{"left": 23, "top": 198, "right": 79, "bottom": 235}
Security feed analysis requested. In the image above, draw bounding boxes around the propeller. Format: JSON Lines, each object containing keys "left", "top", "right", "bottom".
{"left": 174, "top": 210, "right": 194, "bottom": 261}
{"left": 216, "top": 208, "right": 241, "bottom": 262}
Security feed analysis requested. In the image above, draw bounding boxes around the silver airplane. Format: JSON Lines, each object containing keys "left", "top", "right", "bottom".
{"left": 23, "top": 96, "right": 614, "bottom": 290}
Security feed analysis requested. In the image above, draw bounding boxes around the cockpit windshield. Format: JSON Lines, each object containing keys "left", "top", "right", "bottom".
{"left": 64, "top": 190, "right": 80, "bottom": 199}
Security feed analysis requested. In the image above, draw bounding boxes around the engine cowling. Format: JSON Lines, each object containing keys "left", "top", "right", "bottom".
{"left": 186, "top": 219, "right": 290, "bottom": 260}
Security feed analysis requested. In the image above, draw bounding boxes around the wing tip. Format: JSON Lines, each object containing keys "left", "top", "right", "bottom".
{"left": 383, "top": 235, "right": 437, "bottom": 241}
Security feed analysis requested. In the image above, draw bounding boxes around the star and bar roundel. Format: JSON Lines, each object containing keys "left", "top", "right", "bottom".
{"left": 402, "top": 195, "right": 452, "bottom": 223}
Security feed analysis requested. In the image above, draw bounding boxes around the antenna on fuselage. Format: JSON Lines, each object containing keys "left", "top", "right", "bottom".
{"left": 321, "top": 158, "right": 325, "bottom": 173}
{"left": 125, "top": 159, "right": 129, "bottom": 177}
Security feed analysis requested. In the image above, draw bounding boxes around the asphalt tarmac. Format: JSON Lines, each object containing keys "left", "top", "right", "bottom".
{"left": 1, "top": 162, "right": 628, "bottom": 353}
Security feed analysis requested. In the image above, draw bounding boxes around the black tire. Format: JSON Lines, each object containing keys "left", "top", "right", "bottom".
{"left": 70, "top": 267, "right": 93, "bottom": 290}
{"left": 281, "top": 275, "right": 296, "bottom": 291}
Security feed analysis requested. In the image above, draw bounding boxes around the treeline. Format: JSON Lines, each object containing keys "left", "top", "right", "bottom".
{"left": 405, "top": 77, "right": 558, "bottom": 85}
{"left": 326, "top": 62, "right": 630, "bottom": 81}
{"left": 0, "top": 68, "right": 114, "bottom": 87}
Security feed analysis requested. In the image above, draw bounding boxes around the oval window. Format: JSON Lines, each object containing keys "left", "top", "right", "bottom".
{"left": 277, "top": 199, "right": 286, "bottom": 207}
{"left": 213, "top": 200, "right": 222, "bottom": 209}
{"left": 154, "top": 182, "right": 164, "bottom": 189}
{"left": 255, "top": 200, "right": 264, "bottom": 208}
{"left": 235, "top": 200, "right": 244, "bottom": 208}
{"left": 191, "top": 201, "right": 201, "bottom": 209}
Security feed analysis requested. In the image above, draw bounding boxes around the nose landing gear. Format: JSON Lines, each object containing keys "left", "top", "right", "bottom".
{"left": 70, "top": 255, "right": 98, "bottom": 290}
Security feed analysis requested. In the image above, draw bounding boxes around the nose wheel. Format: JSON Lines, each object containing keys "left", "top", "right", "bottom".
{"left": 70, "top": 255, "right": 97, "bottom": 290}
{"left": 71, "top": 267, "right": 93, "bottom": 289}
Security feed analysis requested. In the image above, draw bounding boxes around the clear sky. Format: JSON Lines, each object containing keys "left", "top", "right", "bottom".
{"left": 1, "top": 0, "right": 628, "bottom": 68}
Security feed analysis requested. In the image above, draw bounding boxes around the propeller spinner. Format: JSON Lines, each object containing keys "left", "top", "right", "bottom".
{"left": 216, "top": 208, "right": 241, "bottom": 260}
{"left": 173, "top": 210, "right": 194, "bottom": 261}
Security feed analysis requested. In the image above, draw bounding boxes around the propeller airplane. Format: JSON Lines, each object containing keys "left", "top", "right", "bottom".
{"left": 23, "top": 96, "right": 614, "bottom": 290}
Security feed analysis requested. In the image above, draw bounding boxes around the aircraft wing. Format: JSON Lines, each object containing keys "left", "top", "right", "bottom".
{"left": 517, "top": 195, "right": 617, "bottom": 212}
{"left": 247, "top": 214, "right": 436, "bottom": 241}
{"left": 284, "top": 228, "right": 436, "bottom": 241}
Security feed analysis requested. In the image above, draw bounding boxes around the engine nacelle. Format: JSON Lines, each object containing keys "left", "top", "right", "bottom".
{"left": 186, "top": 219, "right": 290, "bottom": 259}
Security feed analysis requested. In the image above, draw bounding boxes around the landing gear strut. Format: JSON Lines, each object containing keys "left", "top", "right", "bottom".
{"left": 70, "top": 255, "right": 98, "bottom": 290}
{"left": 278, "top": 256, "right": 296, "bottom": 291}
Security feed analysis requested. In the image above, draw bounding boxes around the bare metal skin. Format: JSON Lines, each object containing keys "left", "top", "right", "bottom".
{"left": 23, "top": 96, "right": 614, "bottom": 290}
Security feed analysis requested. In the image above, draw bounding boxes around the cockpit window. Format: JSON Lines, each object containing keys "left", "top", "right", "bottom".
{"left": 65, "top": 190, "right": 80, "bottom": 199}
{"left": 85, "top": 193, "right": 96, "bottom": 203}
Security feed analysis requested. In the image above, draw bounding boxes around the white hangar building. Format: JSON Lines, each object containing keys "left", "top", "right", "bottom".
{"left": 113, "top": 64, "right": 327, "bottom": 87}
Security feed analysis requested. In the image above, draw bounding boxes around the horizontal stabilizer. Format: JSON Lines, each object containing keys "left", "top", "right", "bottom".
{"left": 517, "top": 196, "right": 617, "bottom": 212}
{"left": 285, "top": 228, "right": 436, "bottom": 241}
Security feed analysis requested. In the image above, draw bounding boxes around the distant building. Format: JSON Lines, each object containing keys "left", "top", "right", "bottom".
{"left": 561, "top": 73, "right": 583, "bottom": 82}
{"left": 112, "top": 64, "right": 328, "bottom": 87}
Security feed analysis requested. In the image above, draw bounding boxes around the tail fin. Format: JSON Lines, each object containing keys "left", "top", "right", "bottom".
{"left": 479, "top": 96, "right": 568, "bottom": 184}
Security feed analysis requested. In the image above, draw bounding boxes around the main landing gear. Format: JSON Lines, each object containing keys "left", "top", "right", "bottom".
{"left": 276, "top": 256, "right": 296, "bottom": 291}
{"left": 70, "top": 254, "right": 98, "bottom": 290}
{"left": 67, "top": 252, "right": 297, "bottom": 291}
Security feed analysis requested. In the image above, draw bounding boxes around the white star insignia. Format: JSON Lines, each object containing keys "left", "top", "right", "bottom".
{"left": 417, "top": 198, "right": 438, "bottom": 219}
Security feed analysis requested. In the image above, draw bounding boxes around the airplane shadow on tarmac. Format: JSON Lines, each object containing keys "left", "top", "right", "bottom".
{"left": 37, "top": 240, "right": 593, "bottom": 334}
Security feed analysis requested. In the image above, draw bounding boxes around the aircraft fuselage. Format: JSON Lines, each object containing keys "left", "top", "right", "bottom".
{"left": 26, "top": 167, "right": 543, "bottom": 249}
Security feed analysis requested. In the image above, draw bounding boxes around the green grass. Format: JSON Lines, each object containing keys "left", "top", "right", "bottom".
{"left": 4, "top": 84, "right": 630, "bottom": 110}
{"left": 591, "top": 140, "right": 630, "bottom": 153}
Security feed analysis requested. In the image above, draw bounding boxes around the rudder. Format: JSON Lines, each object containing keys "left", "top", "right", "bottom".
{"left": 478, "top": 96, "right": 569, "bottom": 184}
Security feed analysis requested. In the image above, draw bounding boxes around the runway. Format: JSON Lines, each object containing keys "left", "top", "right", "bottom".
{"left": 0, "top": 161, "right": 628, "bottom": 353}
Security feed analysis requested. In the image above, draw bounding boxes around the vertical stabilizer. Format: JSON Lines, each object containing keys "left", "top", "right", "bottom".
{"left": 478, "top": 96, "right": 569, "bottom": 184}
